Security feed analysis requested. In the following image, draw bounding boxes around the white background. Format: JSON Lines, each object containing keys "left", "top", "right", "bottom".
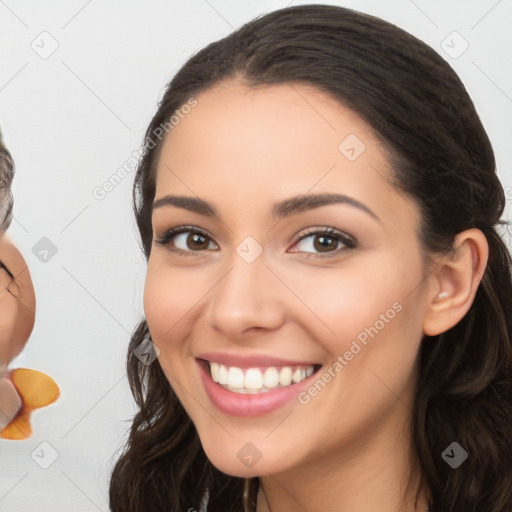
{"left": 1, "top": 1, "right": 511, "bottom": 510}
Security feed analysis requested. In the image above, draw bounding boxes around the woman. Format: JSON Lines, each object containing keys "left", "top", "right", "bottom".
{"left": 109, "top": 4, "right": 512, "bottom": 511}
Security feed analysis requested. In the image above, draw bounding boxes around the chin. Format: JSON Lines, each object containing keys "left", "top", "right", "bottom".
{"left": 201, "top": 440, "right": 288, "bottom": 479}
{"left": 206, "top": 457, "right": 266, "bottom": 479}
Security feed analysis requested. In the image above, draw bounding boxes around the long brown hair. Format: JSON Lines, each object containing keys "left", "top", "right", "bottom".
{"left": 109, "top": 5, "right": 512, "bottom": 511}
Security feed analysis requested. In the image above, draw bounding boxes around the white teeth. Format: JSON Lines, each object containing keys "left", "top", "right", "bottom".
{"left": 263, "top": 367, "right": 279, "bottom": 389}
{"left": 292, "top": 368, "right": 305, "bottom": 383}
{"left": 210, "top": 362, "right": 219, "bottom": 382}
{"left": 279, "top": 367, "right": 293, "bottom": 386}
{"left": 245, "top": 368, "right": 263, "bottom": 390}
{"left": 228, "top": 367, "right": 244, "bottom": 388}
{"left": 207, "top": 362, "right": 316, "bottom": 393}
{"left": 218, "top": 364, "right": 229, "bottom": 385}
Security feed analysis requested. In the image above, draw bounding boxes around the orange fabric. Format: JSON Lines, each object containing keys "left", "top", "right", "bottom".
{"left": 0, "top": 368, "right": 59, "bottom": 440}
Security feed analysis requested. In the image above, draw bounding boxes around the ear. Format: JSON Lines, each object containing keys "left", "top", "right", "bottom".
{"left": 423, "top": 228, "right": 489, "bottom": 336}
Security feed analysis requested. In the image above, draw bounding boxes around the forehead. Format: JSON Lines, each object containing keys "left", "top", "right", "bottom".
{"left": 153, "top": 80, "right": 417, "bottom": 227}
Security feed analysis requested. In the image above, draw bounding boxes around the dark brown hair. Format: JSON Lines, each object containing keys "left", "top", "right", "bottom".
{"left": 109, "top": 5, "right": 512, "bottom": 511}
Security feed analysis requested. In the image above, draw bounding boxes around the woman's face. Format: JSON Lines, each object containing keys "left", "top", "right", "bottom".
{"left": 144, "top": 80, "right": 431, "bottom": 478}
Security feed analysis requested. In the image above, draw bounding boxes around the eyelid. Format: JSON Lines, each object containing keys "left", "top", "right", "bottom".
{"left": 154, "top": 225, "right": 219, "bottom": 256}
{"left": 0, "top": 261, "right": 19, "bottom": 298}
{"left": 289, "top": 226, "right": 357, "bottom": 257}
{"left": 0, "top": 261, "right": 14, "bottom": 278}
{"left": 292, "top": 226, "right": 356, "bottom": 245}
{"left": 155, "top": 225, "right": 357, "bottom": 258}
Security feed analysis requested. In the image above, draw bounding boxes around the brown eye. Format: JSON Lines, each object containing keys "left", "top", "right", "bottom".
{"left": 185, "top": 232, "right": 210, "bottom": 251}
{"left": 313, "top": 234, "right": 339, "bottom": 252}
{"left": 290, "top": 227, "right": 357, "bottom": 257}
{"left": 155, "top": 226, "right": 218, "bottom": 255}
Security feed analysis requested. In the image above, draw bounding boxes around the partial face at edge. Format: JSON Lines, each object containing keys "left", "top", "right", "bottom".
{"left": 0, "top": 234, "right": 36, "bottom": 369}
{"left": 143, "top": 80, "right": 430, "bottom": 477}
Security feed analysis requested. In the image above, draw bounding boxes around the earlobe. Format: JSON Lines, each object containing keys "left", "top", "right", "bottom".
{"left": 422, "top": 229, "right": 489, "bottom": 337}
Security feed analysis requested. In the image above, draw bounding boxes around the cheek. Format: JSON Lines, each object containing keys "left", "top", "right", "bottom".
{"left": 276, "top": 253, "right": 424, "bottom": 376}
{"left": 143, "top": 257, "right": 213, "bottom": 343}
{"left": 144, "top": 262, "right": 183, "bottom": 341}
{"left": 0, "top": 294, "right": 30, "bottom": 365}
{"left": 278, "top": 257, "right": 407, "bottom": 344}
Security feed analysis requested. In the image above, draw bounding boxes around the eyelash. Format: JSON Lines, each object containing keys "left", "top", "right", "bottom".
{"left": 0, "top": 261, "right": 13, "bottom": 278}
{"left": 154, "top": 225, "right": 357, "bottom": 258}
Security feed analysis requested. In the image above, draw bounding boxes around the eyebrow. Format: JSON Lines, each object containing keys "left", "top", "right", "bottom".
{"left": 152, "top": 193, "right": 380, "bottom": 222}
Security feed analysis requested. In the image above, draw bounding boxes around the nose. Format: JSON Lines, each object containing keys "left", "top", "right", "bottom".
{"left": 206, "top": 251, "right": 286, "bottom": 340}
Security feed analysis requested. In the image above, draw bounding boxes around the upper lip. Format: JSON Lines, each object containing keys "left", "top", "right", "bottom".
{"left": 196, "top": 351, "right": 320, "bottom": 369}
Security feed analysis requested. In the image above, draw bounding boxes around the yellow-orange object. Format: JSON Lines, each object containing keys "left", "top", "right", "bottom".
{"left": 0, "top": 368, "right": 60, "bottom": 440}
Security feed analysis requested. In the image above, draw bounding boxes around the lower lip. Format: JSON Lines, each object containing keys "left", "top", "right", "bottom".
{"left": 196, "top": 359, "right": 318, "bottom": 417}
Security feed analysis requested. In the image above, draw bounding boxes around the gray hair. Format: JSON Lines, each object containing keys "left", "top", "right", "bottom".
{"left": 0, "top": 128, "right": 14, "bottom": 233}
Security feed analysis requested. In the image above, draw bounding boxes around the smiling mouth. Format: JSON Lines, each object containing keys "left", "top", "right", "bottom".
{"left": 199, "top": 359, "right": 322, "bottom": 394}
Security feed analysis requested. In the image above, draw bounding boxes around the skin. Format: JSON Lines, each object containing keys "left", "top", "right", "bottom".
{"left": 0, "top": 234, "right": 36, "bottom": 368}
{"left": 144, "top": 79, "right": 488, "bottom": 512}
{"left": 0, "top": 233, "right": 36, "bottom": 428}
